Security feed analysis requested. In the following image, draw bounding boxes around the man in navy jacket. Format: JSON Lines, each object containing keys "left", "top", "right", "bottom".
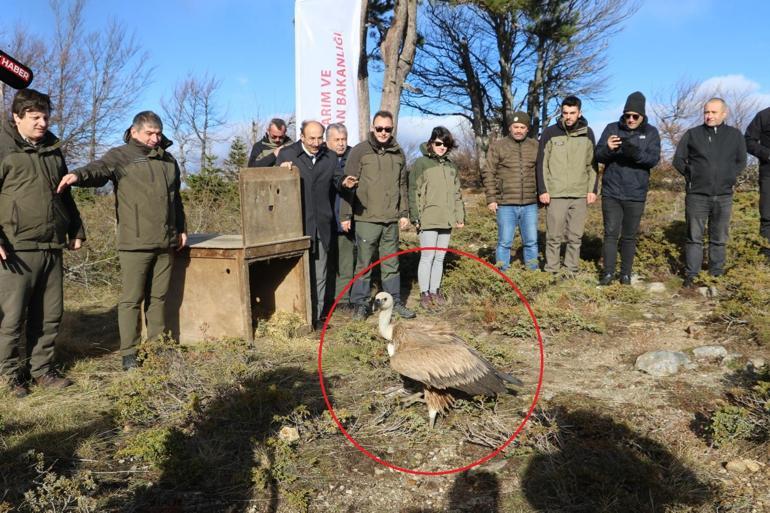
{"left": 745, "top": 106, "right": 770, "bottom": 262}
{"left": 673, "top": 98, "right": 747, "bottom": 287}
{"left": 595, "top": 91, "right": 661, "bottom": 285}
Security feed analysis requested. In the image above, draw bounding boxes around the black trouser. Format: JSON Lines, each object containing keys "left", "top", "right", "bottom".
{"left": 760, "top": 170, "right": 770, "bottom": 246}
{"left": 684, "top": 193, "right": 733, "bottom": 278}
{"left": 601, "top": 196, "right": 646, "bottom": 276}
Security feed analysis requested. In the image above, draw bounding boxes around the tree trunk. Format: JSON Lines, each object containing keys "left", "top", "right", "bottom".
{"left": 378, "top": 0, "right": 418, "bottom": 127}
{"left": 357, "top": 0, "right": 370, "bottom": 141}
{"left": 527, "top": 39, "right": 545, "bottom": 135}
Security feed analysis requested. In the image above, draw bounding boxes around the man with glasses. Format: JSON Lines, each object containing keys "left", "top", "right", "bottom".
{"left": 674, "top": 98, "right": 747, "bottom": 288}
{"left": 595, "top": 92, "right": 661, "bottom": 285}
{"left": 326, "top": 123, "right": 355, "bottom": 311}
{"left": 482, "top": 111, "right": 540, "bottom": 271}
{"left": 340, "top": 110, "right": 416, "bottom": 320}
{"left": 276, "top": 121, "right": 354, "bottom": 329}
{"left": 537, "top": 95, "right": 598, "bottom": 277}
{"left": 248, "top": 117, "right": 293, "bottom": 167}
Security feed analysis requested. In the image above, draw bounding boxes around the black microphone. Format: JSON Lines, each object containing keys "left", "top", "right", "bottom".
{"left": 0, "top": 50, "right": 33, "bottom": 89}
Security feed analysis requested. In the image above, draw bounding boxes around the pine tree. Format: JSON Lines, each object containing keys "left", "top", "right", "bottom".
{"left": 223, "top": 136, "right": 248, "bottom": 181}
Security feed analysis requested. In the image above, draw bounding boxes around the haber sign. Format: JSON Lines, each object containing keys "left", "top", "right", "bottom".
{"left": 295, "top": 0, "right": 362, "bottom": 145}
{"left": 0, "top": 50, "right": 33, "bottom": 89}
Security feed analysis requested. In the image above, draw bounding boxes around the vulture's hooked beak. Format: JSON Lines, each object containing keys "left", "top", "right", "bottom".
{"left": 372, "top": 298, "right": 383, "bottom": 312}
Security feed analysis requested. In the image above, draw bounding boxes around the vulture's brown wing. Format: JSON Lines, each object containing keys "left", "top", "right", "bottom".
{"left": 389, "top": 324, "right": 519, "bottom": 396}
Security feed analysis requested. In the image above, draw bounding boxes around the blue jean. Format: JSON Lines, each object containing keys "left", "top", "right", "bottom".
{"left": 684, "top": 193, "right": 733, "bottom": 277}
{"left": 496, "top": 203, "right": 539, "bottom": 270}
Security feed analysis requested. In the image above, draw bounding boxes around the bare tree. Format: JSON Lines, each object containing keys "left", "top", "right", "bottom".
{"left": 378, "top": 0, "right": 418, "bottom": 123}
{"left": 162, "top": 74, "right": 225, "bottom": 176}
{"left": 82, "top": 20, "right": 153, "bottom": 161}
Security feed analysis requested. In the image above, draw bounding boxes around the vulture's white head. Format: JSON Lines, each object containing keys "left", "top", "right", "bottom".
{"left": 373, "top": 291, "right": 395, "bottom": 343}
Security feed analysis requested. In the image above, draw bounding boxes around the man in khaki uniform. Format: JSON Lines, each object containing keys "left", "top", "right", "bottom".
{"left": 0, "top": 89, "right": 84, "bottom": 396}
{"left": 340, "top": 110, "right": 415, "bottom": 320}
{"left": 58, "top": 111, "right": 186, "bottom": 370}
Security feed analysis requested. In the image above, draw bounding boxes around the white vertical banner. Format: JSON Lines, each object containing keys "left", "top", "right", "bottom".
{"left": 295, "top": 0, "right": 363, "bottom": 145}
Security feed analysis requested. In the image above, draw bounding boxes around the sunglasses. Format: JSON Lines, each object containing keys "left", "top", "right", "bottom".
{"left": 624, "top": 113, "right": 641, "bottom": 121}
{"left": 374, "top": 126, "right": 393, "bottom": 133}
{"left": 432, "top": 140, "right": 445, "bottom": 147}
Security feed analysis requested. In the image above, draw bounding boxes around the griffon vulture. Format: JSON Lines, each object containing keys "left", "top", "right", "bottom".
{"left": 373, "top": 291, "right": 523, "bottom": 428}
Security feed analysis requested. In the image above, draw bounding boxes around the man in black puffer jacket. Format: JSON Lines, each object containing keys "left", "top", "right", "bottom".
{"left": 673, "top": 98, "right": 747, "bottom": 287}
{"left": 596, "top": 91, "right": 661, "bottom": 285}
{"left": 745, "top": 106, "right": 770, "bottom": 261}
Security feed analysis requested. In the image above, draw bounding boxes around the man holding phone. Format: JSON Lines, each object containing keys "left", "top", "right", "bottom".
{"left": 595, "top": 91, "right": 661, "bottom": 285}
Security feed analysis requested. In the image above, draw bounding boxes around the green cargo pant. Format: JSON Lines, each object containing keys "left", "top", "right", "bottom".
{"left": 334, "top": 231, "right": 356, "bottom": 305}
{"left": 350, "top": 221, "right": 401, "bottom": 305}
{"left": 545, "top": 197, "right": 588, "bottom": 274}
{"left": 0, "top": 249, "right": 63, "bottom": 379}
{"left": 118, "top": 249, "right": 173, "bottom": 357}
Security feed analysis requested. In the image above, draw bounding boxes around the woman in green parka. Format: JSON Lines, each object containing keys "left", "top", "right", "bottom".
{"left": 408, "top": 126, "right": 465, "bottom": 309}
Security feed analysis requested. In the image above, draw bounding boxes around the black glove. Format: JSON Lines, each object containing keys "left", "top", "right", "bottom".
{"left": 621, "top": 141, "right": 640, "bottom": 160}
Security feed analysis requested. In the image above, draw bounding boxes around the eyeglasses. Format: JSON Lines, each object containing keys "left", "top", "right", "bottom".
{"left": 432, "top": 140, "right": 445, "bottom": 147}
{"left": 374, "top": 126, "right": 393, "bottom": 133}
{"left": 624, "top": 113, "right": 641, "bottom": 121}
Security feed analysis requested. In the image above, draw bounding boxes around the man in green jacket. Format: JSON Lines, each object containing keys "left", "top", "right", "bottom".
{"left": 340, "top": 110, "right": 415, "bottom": 320}
{"left": 536, "top": 96, "right": 598, "bottom": 276}
{"left": 0, "top": 89, "right": 85, "bottom": 396}
{"left": 57, "top": 111, "right": 186, "bottom": 370}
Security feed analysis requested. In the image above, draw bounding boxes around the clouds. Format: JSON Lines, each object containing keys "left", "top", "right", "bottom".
{"left": 697, "top": 74, "right": 770, "bottom": 107}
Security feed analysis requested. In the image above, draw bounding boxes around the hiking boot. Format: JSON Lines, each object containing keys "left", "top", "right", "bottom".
{"left": 598, "top": 273, "right": 614, "bottom": 286}
{"left": 34, "top": 370, "right": 73, "bottom": 389}
{"left": 6, "top": 373, "right": 29, "bottom": 398}
{"left": 619, "top": 274, "right": 632, "bottom": 285}
{"left": 122, "top": 354, "right": 139, "bottom": 371}
{"left": 682, "top": 276, "right": 696, "bottom": 289}
{"left": 431, "top": 290, "right": 446, "bottom": 306}
{"left": 352, "top": 303, "right": 370, "bottom": 321}
{"left": 420, "top": 292, "right": 433, "bottom": 309}
{"left": 393, "top": 302, "right": 416, "bottom": 319}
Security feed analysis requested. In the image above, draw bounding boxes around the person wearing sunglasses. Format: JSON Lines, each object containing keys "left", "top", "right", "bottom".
{"left": 483, "top": 111, "right": 540, "bottom": 271}
{"left": 595, "top": 91, "right": 661, "bottom": 286}
{"left": 340, "top": 111, "right": 416, "bottom": 320}
{"left": 408, "top": 126, "right": 465, "bottom": 309}
{"left": 247, "top": 117, "right": 293, "bottom": 168}
{"left": 674, "top": 98, "right": 747, "bottom": 288}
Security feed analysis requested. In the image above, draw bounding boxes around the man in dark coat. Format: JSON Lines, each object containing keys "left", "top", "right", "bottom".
{"left": 276, "top": 120, "right": 353, "bottom": 328}
{"left": 326, "top": 123, "right": 355, "bottom": 310}
{"left": 595, "top": 91, "right": 661, "bottom": 285}
{"left": 0, "top": 89, "right": 85, "bottom": 396}
{"left": 744, "top": 106, "right": 770, "bottom": 261}
{"left": 673, "top": 98, "right": 747, "bottom": 287}
{"left": 248, "top": 118, "right": 293, "bottom": 167}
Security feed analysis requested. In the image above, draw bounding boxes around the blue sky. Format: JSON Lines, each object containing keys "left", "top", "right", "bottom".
{"left": 5, "top": 0, "right": 770, "bottom": 150}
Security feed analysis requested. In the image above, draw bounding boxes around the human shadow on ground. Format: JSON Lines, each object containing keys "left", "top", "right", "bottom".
{"left": 57, "top": 304, "right": 119, "bottom": 366}
{"left": 128, "top": 366, "right": 335, "bottom": 513}
{"left": 521, "top": 407, "right": 712, "bottom": 513}
{"left": 399, "top": 470, "right": 500, "bottom": 513}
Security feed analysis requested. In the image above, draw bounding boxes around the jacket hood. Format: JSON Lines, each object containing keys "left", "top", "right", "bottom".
{"left": 3, "top": 120, "right": 60, "bottom": 150}
{"left": 122, "top": 126, "right": 173, "bottom": 150}
{"left": 558, "top": 116, "right": 589, "bottom": 134}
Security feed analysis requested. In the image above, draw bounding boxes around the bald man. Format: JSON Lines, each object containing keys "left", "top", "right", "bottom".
{"left": 674, "top": 98, "right": 747, "bottom": 287}
{"left": 276, "top": 121, "right": 354, "bottom": 329}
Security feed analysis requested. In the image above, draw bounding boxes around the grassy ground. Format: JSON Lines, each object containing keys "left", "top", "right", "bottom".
{"left": 1, "top": 179, "right": 769, "bottom": 512}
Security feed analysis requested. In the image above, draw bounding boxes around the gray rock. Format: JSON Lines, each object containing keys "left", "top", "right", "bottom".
{"left": 635, "top": 350, "right": 691, "bottom": 376}
{"left": 697, "top": 286, "right": 719, "bottom": 298}
{"left": 748, "top": 357, "right": 767, "bottom": 370}
{"left": 647, "top": 282, "right": 667, "bottom": 293}
{"left": 692, "top": 345, "right": 728, "bottom": 361}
